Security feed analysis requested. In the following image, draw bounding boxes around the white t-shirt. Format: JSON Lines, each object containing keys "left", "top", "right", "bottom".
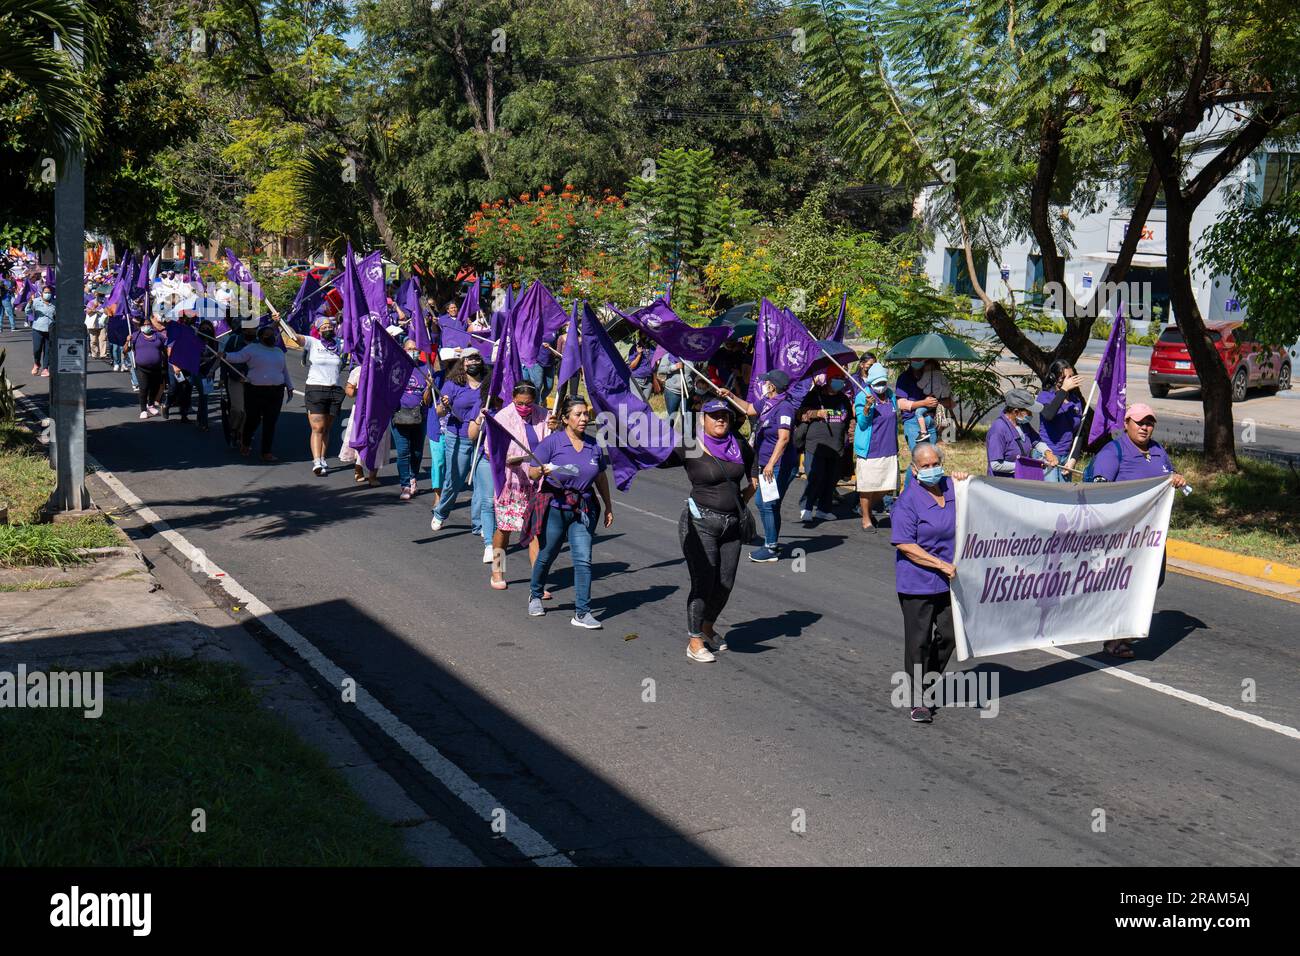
{"left": 304, "top": 336, "right": 347, "bottom": 387}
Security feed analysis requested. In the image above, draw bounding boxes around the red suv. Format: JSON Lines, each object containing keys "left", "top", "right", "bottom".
{"left": 1148, "top": 321, "right": 1291, "bottom": 402}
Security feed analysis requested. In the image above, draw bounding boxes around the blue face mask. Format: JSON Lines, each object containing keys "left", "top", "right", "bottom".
{"left": 871, "top": 382, "right": 888, "bottom": 394}
{"left": 910, "top": 360, "right": 926, "bottom": 372}
{"left": 829, "top": 379, "right": 846, "bottom": 393}
{"left": 916, "top": 465, "right": 945, "bottom": 485}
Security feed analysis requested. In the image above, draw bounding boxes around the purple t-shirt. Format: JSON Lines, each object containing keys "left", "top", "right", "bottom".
{"left": 890, "top": 475, "right": 956, "bottom": 595}
{"left": 862, "top": 395, "right": 899, "bottom": 459}
{"left": 894, "top": 369, "right": 925, "bottom": 423}
{"left": 628, "top": 345, "right": 654, "bottom": 380}
{"left": 442, "top": 379, "right": 482, "bottom": 439}
{"left": 985, "top": 414, "right": 1043, "bottom": 476}
{"left": 1090, "top": 433, "right": 1173, "bottom": 482}
{"left": 131, "top": 329, "right": 166, "bottom": 368}
{"left": 399, "top": 368, "right": 427, "bottom": 409}
{"left": 533, "top": 430, "right": 607, "bottom": 494}
{"left": 1038, "top": 388, "right": 1084, "bottom": 457}
{"left": 754, "top": 394, "right": 798, "bottom": 465}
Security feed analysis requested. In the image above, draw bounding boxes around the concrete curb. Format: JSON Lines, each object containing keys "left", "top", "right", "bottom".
{"left": 1167, "top": 538, "right": 1300, "bottom": 602}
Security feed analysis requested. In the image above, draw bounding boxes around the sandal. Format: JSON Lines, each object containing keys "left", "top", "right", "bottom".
{"left": 1104, "top": 641, "right": 1136, "bottom": 659}
{"left": 490, "top": 577, "right": 508, "bottom": 590}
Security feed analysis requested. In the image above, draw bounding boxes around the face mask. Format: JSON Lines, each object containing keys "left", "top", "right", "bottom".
{"left": 1015, "top": 412, "right": 1030, "bottom": 426}
{"left": 405, "top": 352, "right": 420, "bottom": 362}
{"left": 829, "top": 380, "right": 846, "bottom": 393}
{"left": 916, "top": 465, "right": 945, "bottom": 485}
{"left": 514, "top": 401, "right": 534, "bottom": 416}
{"left": 465, "top": 362, "right": 482, "bottom": 375}
{"left": 910, "top": 360, "right": 926, "bottom": 372}
{"left": 871, "top": 383, "right": 888, "bottom": 394}
{"left": 42, "top": 293, "right": 52, "bottom": 301}
{"left": 320, "top": 329, "right": 336, "bottom": 340}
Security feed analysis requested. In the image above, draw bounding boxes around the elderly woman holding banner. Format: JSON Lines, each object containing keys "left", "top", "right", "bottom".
{"left": 488, "top": 381, "right": 554, "bottom": 591}
{"left": 891, "top": 443, "right": 971, "bottom": 724}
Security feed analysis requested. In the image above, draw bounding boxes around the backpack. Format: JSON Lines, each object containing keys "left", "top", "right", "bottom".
{"left": 1084, "top": 437, "right": 1124, "bottom": 482}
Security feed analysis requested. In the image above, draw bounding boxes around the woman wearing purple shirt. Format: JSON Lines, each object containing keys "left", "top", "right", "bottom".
{"left": 523, "top": 396, "right": 614, "bottom": 629}
{"left": 127, "top": 321, "right": 168, "bottom": 419}
{"left": 719, "top": 369, "right": 798, "bottom": 563}
{"left": 890, "top": 443, "right": 971, "bottom": 723}
{"left": 1036, "top": 360, "right": 1087, "bottom": 480}
{"left": 430, "top": 349, "right": 491, "bottom": 555}
{"left": 391, "top": 340, "right": 434, "bottom": 501}
{"left": 1088, "top": 403, "right": 1187, "bottom": 659}
{"left": 853, "top": 363, "right": 899, "bottom": 532}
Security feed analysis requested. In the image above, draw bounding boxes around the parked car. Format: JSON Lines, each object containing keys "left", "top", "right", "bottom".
{"left": 1148, "top": 320, "right": 1291, "bottom": 402}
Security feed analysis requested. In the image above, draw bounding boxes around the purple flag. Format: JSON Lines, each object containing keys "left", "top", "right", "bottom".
{"left": 487, "top": 310, "right": 521, "bottom": 403}
{"left": 1087, "top": 305, "right": 1128, "bottom": 444}
{"left": 512, "top": 281, "right": 548, "bottom": 367}
{"left": 165, "top": 321, "right": 202, "bottom": 377}
{"left": 340, "top": 247, "right": 385, "bottom": 359}
{"left": 829, "top": 292, "right": 847, "bottom": 342}
{"left": 438, "top": 315, "right": 475, "bottom": 349}
{"left": 397, "top": 278, "right": 432, "bottom": 354}
{"left": 223, "top": 249, "right": 264, "bottom": 315}
{"left": 578, "top": 301, "right": 676, "bottom": 491}
{"left": 482, "top": 409, "right": 524, "bottom": 499}
{"left": 748, "top": 298, "right": 820, "bottom": 405}
{"left": 556, "top": 302, "right": 581, "bottom": 389}
{"left": 135, "top": 254, "right": 151, "bottom": 292}
{"left": 339, "top": 245, "right": 363, "bottom": 357}
{"left": 460, "top": 280, "right": 480, "bottom": 324}
{"left": 43, "top": 265, "right": 54, "bottom": 287}
{"left": 285, "top": 272, "right": 323, "bottom": 334}
{"left": 349, "top": 320, "right": 417, "bottom": 471}
{"left": 611, "top": 298, "right": 732, "bottom": 362}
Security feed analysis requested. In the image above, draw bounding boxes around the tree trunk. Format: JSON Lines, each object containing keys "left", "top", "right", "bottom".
{"left": 347, "top": 149, "right": 401, "bottom": 261}
{"left": 1164, "top": 198, "right": 1238, "bottom": 471}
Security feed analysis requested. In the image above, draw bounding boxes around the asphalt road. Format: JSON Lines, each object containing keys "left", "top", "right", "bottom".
{"left": 8, "top": 327, "right": 1297, "bottom": 866}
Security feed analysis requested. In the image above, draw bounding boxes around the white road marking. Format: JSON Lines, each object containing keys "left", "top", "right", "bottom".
{"left": 87, "top": 451, "right": 573, "bottom": 866}
{"left": 1040, "top": 645, "right": 1300, "bottom": 740}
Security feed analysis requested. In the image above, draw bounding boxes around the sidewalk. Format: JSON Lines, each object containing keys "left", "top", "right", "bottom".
{"left": 0, "top": 403, "right": 480, "bottom": 866}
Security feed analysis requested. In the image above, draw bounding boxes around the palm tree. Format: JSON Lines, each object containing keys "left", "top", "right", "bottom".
{"left": 0, "top": 0, "right": 101, "bottom": 155}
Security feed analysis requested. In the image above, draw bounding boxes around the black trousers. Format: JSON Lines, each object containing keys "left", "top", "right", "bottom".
{"left": 899, "top": 591, "right": 956, "bottom": 707}
{"left": 679, "top": 507, "right": 742, "bottom": 637}
{"left": 137, "top": 364, "right": 166, "bottom": 411}
{"left": 243, "top": 384, "right": 284, "bottom": 454}
{"left": 800, "top": 444, "right": 841, "bottom": 512}
{"left": 166, "top": 376, "right": 192, "bottom": 417}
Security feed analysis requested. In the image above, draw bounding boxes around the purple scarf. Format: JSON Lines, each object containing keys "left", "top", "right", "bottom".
{"left": 700, "top": 431, "right": 743, "bottom": 464}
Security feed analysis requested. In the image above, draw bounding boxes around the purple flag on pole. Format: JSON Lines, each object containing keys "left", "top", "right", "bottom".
{"left": 438, "top": 316, "right": 474, "bottom": 349}
{"left": 829, "top": 292, "right": 847, "bottom": 342}
{"left": 511, "top": 281, "right": 549, "bottom": 367}
{"left": 224, "top": 249, "right": 263, "bottom": 316}
{"left": 747, "top": 298, "right": 820, "bottom": 405}
{"left": 349, "top": 320, "right": 417, "bottom": 471}
{"left": 134, "top": 254, "right": 150, "bottom": 292}
{"left": 1087, "top": 305, "right": 1128, "bottom": 444}
{"left": 339, "top": 245, "right": 363, "bottom": 357}
{"left": 556, "top": 302, "right": 582, "bottom": 388}
{"left": 481, "top": 409, "right": 523, "bottom": 499}
{"left": 165, "top": 321, "right": 202, "bottom": 377}
{"left": 578, "top": 302, "right": 677, "bottom": 491}
{"left": 487, "top": 310, "right": 521, "bottom": 404}
{"left": 285, "top": 272, "right": 322, "bottom": 334}
{"left": 396, "top": 278, "right": 430, "bottom": 353}
{"left": 460, "top": 280, "right": 480, "bottom": 324}
{"left": 611, "top": 298, "right": 732, "bottom": 362}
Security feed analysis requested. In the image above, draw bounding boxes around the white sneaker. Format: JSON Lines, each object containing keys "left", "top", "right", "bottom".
{"left": 113, "top": 364, "right": 121, "bottom": 372}
{"left": 799, "top": 509, "right": 813, "bottom": 522}
{"left": 815, "top": 510, "right": 837, "bottom": 521}
{"left": 430, "top": 515, "right": 444, "bottom": 531}
{"left": 312, "top": 459, "right": 325, "bottom": 476}
{"left": 687, "top": 645, "right": 717, "bottom": 663}
{"left": 138, "top": 411, "right": 149, "bottom": 420}
{"left": 571, "top": 613, "right": 602, "bottom": 629}
{"left": 482, "top": 545, "right": 495, "bottom": 564}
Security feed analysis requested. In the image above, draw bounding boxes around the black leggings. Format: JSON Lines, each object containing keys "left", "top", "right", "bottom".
{"left": 243, "top": 384, "right": 284, "bottom": 454}
{"left": 678, "top": 508, "right": 742, "bottom": 637}
{"left": 137, "top": 364, "right": 166, "bottom": 411}
{"left": 898, "top": 592, "right": 956, "bottom": 706}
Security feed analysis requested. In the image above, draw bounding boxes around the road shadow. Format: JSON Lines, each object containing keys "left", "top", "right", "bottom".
{"left": 724, "top": 609, "right": 822, "bottom": 654}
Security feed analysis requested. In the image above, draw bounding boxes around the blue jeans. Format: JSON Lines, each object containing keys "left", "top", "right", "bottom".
{"left": 1, "top": 298, "right": 13, "bottom": 330}
{"left": 110, "top": 343, "right": 126, "bottom": 367}
{"left": 390, "top": 417, "right": 426, "bottom": 486}
{"left": 432, "top": 432, "right": 475, "bottom": 522}
{"left": 530, "top": 505, "right": 595, "bottom": 615}
{"left": 664, "top": 379, "right": 687, "bottom": 421}
{"left": 902, "top": 416, "right": 936, "bottom": 452}
{"left": 755, "top": 457, "right": 796, "bottom": 548}
{"left": 427, "top": 438, "right": 445, "bottom": 489}
{"left": 470, "top": 453, "right": 497, "bottom": 544}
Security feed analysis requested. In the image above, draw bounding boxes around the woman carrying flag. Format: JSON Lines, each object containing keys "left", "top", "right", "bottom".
{"left": 719, "top": 369, "right": 798, "bottom": 563}
{"left": 486, "top": 381, "right": 553, "bottom": 591}
{"left": 282, "top": 315, "right": 350, "bottom": 476}
{"left": 523, "top": 395, "right": 614, "bottom": 629}
{"left": 658, "top": 398, "right": 756, "bottom": 662}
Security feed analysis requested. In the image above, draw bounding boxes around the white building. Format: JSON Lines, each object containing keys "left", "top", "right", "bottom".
{"left": 918, "top": 111, "right": 1299, "bottom": 338}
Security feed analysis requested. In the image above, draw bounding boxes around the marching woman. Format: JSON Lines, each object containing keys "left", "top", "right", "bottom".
{"left": 282, "top": 315, "right": 349, "bottom": 476}
{"left": 1036, "top": 359, "right": 1087, "bottom": 481}
{"left": 1088, "top": 403, "right": 1187, "bottom": 659}
{"left": 127, "top": 318, "right": 168, "bottom": 419}
{"left": 890, "top": 443, "right": 971, "bottom": 724}
{"left": 986, "top": 388, "right": 1059, "bottom": 478}
{"left": 339, "top": 362, "right": 389, "bottom": 486}
{"left": 487, "top": 381, "right": 553, "bottom": 591}
{"left": 853, "top": 363, "right": 899, "bottom": 532}
{"left": 430, "top": 348, "right": 495, "bottom": 560}
{"left": 659, "top": 398, "right": 756, "bottom": 663}
{"left": 719, "top": 369, "right": 797, "bottom": 563}
{"left": 523, "top": 395, "right": 614, "bottom": 629}
{"left": 390, "top": 338, "right": 435, "bottom": 500}
{"left": 224, "top": 323, "right": 294, "bottom": 461}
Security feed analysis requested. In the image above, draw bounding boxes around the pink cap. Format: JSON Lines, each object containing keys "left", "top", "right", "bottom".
{"left": 1125, "top": 403, "right": 1157, "bottom": 423}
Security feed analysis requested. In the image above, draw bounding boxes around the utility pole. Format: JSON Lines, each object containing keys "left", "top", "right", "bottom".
{"left": 48, "top": 30, "right": 91, "bottom": 515}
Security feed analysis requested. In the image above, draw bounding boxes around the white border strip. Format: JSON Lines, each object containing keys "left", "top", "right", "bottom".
{"left": 89, "top": 452, "right": 572, "bottom": 866}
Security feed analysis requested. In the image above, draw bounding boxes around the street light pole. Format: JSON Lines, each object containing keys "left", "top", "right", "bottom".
{"left": 48, "top": 31, "right": 90, "bottom": 514}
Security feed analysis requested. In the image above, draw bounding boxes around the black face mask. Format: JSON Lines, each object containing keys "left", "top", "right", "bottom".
{"left": 320, "top": 329, "right": 336, "bottom": 341}
{"left": 465, "top": 362, "right": 483, "bottom": 376}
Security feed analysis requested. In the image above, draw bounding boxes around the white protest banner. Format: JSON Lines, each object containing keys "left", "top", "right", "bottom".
{"left": 950, "top": 476, "right": 1174, "bottom": 661}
